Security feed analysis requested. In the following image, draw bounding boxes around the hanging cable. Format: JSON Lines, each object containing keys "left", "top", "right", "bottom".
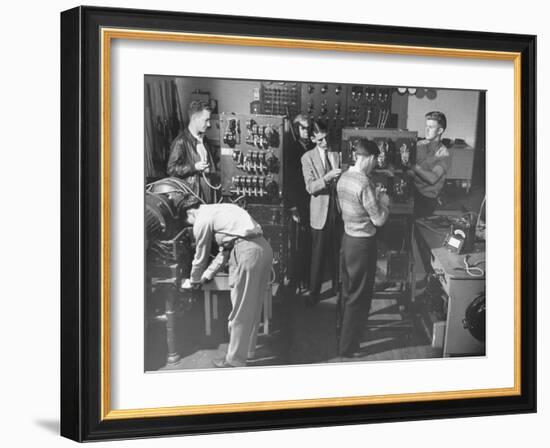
{"left": 476, "top": 195, "right": 487, "bottom": 236}
{"left": 463, "top": 255, "right": 485, "bottom": 277}
{"left": 231, "top": 195, "right": 246, "bottom": 204}
{"left": 269, "top": 265, "right": 277, "bottom": 285}
{"left": 202, "top": 171, "right": 222, "bottom": 190}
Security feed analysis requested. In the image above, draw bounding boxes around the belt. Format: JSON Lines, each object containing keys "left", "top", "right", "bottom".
{"left": 223, "top": 234, "right": 263, "bottom": 249}
{"left": 233, "top": 234, "right": 262, "bottom": 245}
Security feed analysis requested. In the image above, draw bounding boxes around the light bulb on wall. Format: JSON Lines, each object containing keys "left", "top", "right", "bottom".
{"left": 397, "top": 87, "right": 419, "bottom": 95}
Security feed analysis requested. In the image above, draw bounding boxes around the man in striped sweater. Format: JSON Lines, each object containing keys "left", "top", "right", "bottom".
{"left": 336, "top": 139, "right": 390, "bottom": 358}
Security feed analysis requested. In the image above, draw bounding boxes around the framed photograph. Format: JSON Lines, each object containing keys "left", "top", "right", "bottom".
{"left": 61, "top": 5, "right": 536, "bottom": 442}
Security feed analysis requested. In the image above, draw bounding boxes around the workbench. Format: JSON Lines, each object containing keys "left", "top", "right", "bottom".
{"left": 201, "top": 273, "right": 273, "bottom": 337}
{"left": 415, "top": 217, "right": 486, "bottom": 357}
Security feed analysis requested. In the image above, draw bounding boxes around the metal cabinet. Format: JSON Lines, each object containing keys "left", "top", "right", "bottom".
{"left": 431, "top": 247, "right": 485, "bottom": 357}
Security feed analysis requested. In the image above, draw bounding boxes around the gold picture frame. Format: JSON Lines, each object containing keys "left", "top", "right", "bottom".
{"left": 61, "top": 5, "right": 536, "bottom": 441}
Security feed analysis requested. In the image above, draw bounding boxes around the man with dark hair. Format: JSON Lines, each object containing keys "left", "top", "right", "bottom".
{"left": 167, "top": 100, "right": 219, "bottom": 203}
{"left": 289, "top": 114, "right": 315, "bottom": 223}
{"left": 183, "top": 202, "right": 273, "bottom": 368}
{"left": 293, "top": 114, "right": 315, "bottom": 153}
{"left": 287, "top": 115, "right": 315, "bottom": 291}
{"left": 411, "top": 111, "right": 451, "bottom": 217}
{"left": 300, "top": 120, "right": 341, "bottom": 306}
{"left": 336, "top": 139, "right": 390, "bottom": 358}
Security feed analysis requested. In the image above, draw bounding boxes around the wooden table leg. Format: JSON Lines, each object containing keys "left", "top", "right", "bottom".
{"left": 263, "top": 287, "right": 272, "bottom": 335}
{"left": 213, "top": 293, "right": 219, "bottom": 320}
{"left": 204, "top": 290, "right": 212, "bottom": 336}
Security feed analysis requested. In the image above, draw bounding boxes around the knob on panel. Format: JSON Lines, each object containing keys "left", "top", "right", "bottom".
{"left": 264, "top": 178, "right": 279, "bottom": 198}
{"left": 264, "top": 152, "right": 280, "bottom": 173}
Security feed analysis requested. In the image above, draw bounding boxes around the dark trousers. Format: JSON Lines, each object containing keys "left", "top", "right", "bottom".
{"left": 339, "top": 233, "right": 377, "bottom": 355}
{"left": 309, "top": 225, "right": 337, "bottom": 297}
{"left": 294, "top": 224, "right": 311, "bottom": 289}
{"left": 413, "top": 190, "right": 439, "bottom": 218}
{"left": 309, "top": 193, "right": 341, "bottom": 297}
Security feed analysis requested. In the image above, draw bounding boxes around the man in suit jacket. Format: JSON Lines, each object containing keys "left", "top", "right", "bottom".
{"left": 167, "top": 100, "right": 219, "bottom": 203}
{"left": 301, "top": 120, "right": 342, "bottom": 306}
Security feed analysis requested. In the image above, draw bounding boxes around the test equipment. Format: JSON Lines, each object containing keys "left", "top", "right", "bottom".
{"left": 341, "top": 128, "right": 417, "bottom": 203}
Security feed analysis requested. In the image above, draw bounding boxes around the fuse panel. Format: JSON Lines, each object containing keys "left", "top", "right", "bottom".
{"left": 219, "top": 113, "right": 288, "bottom": 202}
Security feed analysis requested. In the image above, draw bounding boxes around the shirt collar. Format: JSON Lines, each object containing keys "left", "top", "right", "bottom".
{"left": 426, "top": 139, "right": 441, "bottom": 153}
{"left": 188, "top": 126, "right": 204, "bottom": 143}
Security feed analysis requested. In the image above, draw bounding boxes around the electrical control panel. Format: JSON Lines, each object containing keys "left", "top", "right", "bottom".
{"left": 219, "top": 113, "right": 288, "bottom": 202}
{"left": 260, "top": 81, "right": 301, "bottom": 117}
{"left": 245, "top": 204, "right": 289, "bottom": 283}
{"left": 301, "top": 82, "right": 348, "bottom": 149}
{"left": 257, "top": 81, "right": 400, "bottom": 153}
{"left": 341, "top": 128, "right": 417, "bottom": 203}
{"left": 346, "top": 86, "right": 393, "bottom": 128}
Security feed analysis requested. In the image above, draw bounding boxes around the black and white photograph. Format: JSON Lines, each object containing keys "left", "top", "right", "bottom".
{"left": 53, "top": 3, "right": 538, "bottom": 443}
{"left": 144, "top": 76, "right": 487, "bottom": 372}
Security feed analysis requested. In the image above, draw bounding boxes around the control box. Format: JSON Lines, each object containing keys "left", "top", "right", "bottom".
{"left": 346, "top": 86, "right": 393, "bottom": 128}
{"left": 301, "top": 82, "right": 347, "bottom": 149}
{"left": 218, "top": 113, "right": 288, "bottom": 202}
{"left": 245, "top": 204, "right": 289, "bottom": 283}
{"left": 260, "top": 81, "right": 301, "bottom": 117}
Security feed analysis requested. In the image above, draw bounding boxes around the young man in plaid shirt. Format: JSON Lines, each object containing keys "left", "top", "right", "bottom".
{"left": 336, "top": 139, "right": 390, "bottom": 358}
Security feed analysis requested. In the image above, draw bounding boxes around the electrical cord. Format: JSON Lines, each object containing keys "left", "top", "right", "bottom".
{"left": 270, "top": 265, "right": 277, "bottom": 285}
{"left": 202, "top": 171, "right": 222, "bottom": 191}
{"left": 231, "top": 195, "right": 246, "bottom": 204}
{"left": 463, "top": 255, "right": 485, "bottom": 277}
{"left": 476, "top": 195, "right": 487, "bottom": 237}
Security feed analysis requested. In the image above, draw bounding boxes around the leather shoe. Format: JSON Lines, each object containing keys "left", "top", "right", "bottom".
{"left": 212, "top": 357, "right": 236, "bottom": 368}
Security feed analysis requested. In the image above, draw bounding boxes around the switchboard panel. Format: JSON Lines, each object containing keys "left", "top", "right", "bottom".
{"left": 300, "top": 82, "right": 347, "bottom": 149}
{"left": 346, "top": 86, "right": 393, "bottom": 128}
{"left": 218, "top": 113, "right": 288, "bottom": 202}
{"left": 260, "top": 81, "right": 301, "bottom": 117}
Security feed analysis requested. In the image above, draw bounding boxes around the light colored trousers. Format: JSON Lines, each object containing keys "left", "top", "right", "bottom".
{"left": 226, "top": 236, "right": 273, "bottom": 366}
